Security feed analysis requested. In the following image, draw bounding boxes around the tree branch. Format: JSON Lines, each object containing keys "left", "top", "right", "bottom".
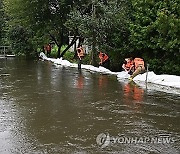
{"left": 48, "top": 32, "right": 59, "bottom": 46}
{"left": 60, "top": 35, "right": 78, "bottom": 58}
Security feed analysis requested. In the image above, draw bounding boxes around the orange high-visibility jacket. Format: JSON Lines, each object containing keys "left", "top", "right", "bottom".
{"left": 134, "top": 58, "right": 144, "bottom": 69}
{"left": 125, "top": 59, "right": 134, "bottom": 71}
{"left": 99, "top": 52, "right": 109, "bottom": 63}
{"left": 46, "top": 44, "right": 51, "bottom": 52}
{"left": 77, "top": 47, "right": 84, "bottom": 57}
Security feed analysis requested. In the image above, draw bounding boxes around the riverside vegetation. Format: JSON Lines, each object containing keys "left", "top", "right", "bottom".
{"left": 0, "top": 0, "right": 179, "bottom": 75}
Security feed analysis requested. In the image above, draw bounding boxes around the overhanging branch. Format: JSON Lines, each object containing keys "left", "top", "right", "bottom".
{"left": 48, "top": 32, "right": 59, "bottom": 46}
{"left": 60, "top": 35, "right": 78, "bottom": 58}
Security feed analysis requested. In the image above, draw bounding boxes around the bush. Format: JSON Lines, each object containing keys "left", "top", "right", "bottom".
{"left": 63, "top": 51, "right": 76, "bottom": 63}
{"left": 9, "top": 26, "right": 35, "bottom": 57}
{"left": 148, "top": 58, "right": 180, "bottom": 75}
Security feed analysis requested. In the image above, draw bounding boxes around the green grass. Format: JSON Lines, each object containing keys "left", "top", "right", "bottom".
{"left": 49, "top": 45, "right": 91, "bottom": 64}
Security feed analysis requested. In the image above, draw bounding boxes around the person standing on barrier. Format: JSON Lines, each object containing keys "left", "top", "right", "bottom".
{"left": 98, "top": 51, "right": 110, "bottom": 69}
{"left": 76, "top": 45, "right": 85, "bottom": 70}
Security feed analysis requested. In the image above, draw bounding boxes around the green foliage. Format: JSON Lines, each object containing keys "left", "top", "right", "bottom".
{"left": 148, "top": 59, "right": 180, "bottom": 76}
{"left": 50, "top": 44, "right": 91, "bottom": 64}
{"left": 9, "top": 26, "right": 34, "bottom": 57}
{"left": 0, "top": 0, "right": 5, "bottom": 44}
{"left": 50, "top": 45, "right": 59, "bottom": 58}
{"left": 81, "top": 53, "right": 91, "bottom": 65}
{"left": 2, "top": 0, "right": 180, "bottom": 75}
{"left": 4, "top": 0, "right": 74, "bottom": 57}
{"left": 128, "top": 0, "right": 180, "bottom": 75}
{"left": 63, "top": 51, "right": 76, "bottom": 63}
{"left": 50, "top": 45, "right": 70, "bottom": 59}
{"left": 66, "top": 0, "right": 131, "bottom": 68}
{"left": 62, "top": 51, "right": 91, "bottom": 64}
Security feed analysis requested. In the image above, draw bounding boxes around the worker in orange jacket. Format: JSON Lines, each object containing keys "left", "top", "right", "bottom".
{"left": 76, "top": 45, "right": 85, "bottom": 70}
{"left": 129, "top": 58, "right": 145, "bottom": 80}
{"left": 44, "top": 44, "right": 51, "bottom": 57}
{"left": 122, "top": 57, "right": 134, "bottom": 75}
{"left": 98, "top": 51, "right": 110, "bottom": 69}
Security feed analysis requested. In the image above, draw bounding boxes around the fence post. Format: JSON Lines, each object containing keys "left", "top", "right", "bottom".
{"left": 146, "top": 64, "right": 149, "bottom": 90}
{"left": 4, "top": 46, "right": 6, "bottom": 57}
{"left": 0, "top": 46, "right": 12, "bottom": 57}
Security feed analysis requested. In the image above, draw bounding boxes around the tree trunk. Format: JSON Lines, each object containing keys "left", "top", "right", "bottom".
{"left": 49, "top": 32, "right": 63, "bottom": 58}
{"left": 91, "top": 3, "right": 98, "bottom": 66}
{"left": 91, "top": 33, "right": 98, "bottom": 66}
{"left": 59, "top": 36, "right": 78, "bottom": 58}
{"left": 57, "top": 44, "right": 62, "bottom": 58}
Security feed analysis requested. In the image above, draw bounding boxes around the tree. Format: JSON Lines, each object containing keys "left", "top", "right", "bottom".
{"left": 0, "top": 0, "right": 5, "bottom": 44}
{"left": 129, "top": 0, "right": 180, "bottom": 74}
{"left": 9, "top": 25, "right": 34, "bottom": 56}
{"left": 4, "top": 0, "right": 78, "bottom": 57}
{"left": 66, "top": 0, "right": 131, "bottom": 68}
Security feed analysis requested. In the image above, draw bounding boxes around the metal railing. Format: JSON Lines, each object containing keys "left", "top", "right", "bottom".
{"left": 0, "top": 46, "right": 14, "bottom": 57}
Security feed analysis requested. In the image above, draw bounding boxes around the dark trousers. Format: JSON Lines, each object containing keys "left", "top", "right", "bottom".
{"left": 47, "top": 51, "right": 51, "bottom": 57}
{"left": 101, "top": 59, "right": 110, "bottom": 69}
{"left": 78, "top": 58, "right": 82, "bottom": 70}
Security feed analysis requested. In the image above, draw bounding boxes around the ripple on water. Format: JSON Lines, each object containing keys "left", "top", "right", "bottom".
{"left": 0, "top": 59, "right": 179, "bottom": 153}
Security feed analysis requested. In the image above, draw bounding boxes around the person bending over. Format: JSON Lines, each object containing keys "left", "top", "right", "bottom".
{"left": 129, "top": 58, "right": 145, "bottom": 80}
{"left": 122, "top": 57, "right": 134, "bottom": 75}
{"left": 98, "top": 51, "right": 110, "bottom": 69}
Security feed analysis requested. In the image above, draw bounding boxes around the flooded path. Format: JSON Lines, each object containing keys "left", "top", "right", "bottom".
{"left": 0, "top": 58, "right": 179, "bottom": 153}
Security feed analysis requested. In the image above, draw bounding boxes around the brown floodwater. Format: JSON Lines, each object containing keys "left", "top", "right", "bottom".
{"left": 0, "top": 58, "right": 179, "bottom": 154}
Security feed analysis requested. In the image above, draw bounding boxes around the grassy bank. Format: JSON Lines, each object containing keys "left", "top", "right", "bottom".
{"left": 45, "top": 45, "right": 91, "bottom": 65}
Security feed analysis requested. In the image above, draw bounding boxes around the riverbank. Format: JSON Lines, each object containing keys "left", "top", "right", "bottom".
{"left": 39, "top": 52, "right": 180, "bottom": 90}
